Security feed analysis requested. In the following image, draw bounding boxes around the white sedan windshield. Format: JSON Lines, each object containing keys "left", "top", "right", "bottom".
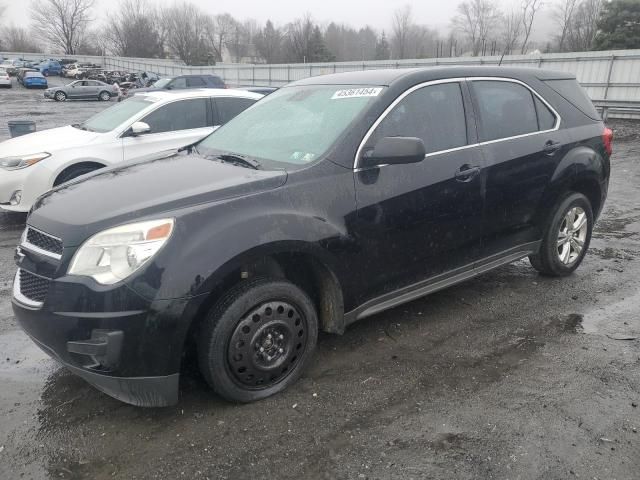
{"left": 79, "top": 97, "right": 155, "bottom": 133}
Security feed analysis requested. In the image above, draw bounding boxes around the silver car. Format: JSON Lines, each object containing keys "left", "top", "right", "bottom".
{"left": 44, "top": 80, "right": 118, "bottom": 102}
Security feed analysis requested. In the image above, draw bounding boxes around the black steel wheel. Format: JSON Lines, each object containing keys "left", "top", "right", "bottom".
{"left": 198, "top": 277, "right": 318, "bottom": 402}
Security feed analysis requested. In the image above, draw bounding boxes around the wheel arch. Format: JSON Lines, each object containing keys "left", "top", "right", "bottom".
{"left": 52, "top": 160, "right": 107, "bottom": 186}
{"left": 179, "top": 243, "right": 346, "bottom": 371}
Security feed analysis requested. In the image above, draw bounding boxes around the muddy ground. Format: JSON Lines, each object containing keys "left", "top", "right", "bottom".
{"left": 0, "top": 81, "right": 639, "bottom": 479}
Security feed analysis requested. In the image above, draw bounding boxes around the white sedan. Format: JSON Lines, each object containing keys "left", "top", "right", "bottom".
{"left": 0, "top": 68, "right": 11, "bottom": 87}
{"left": 0, "top": 89, "right": 262, "bottom": 212}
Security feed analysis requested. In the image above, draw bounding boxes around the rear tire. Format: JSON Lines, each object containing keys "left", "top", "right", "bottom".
{"left": 198, "top": 277, "right": 318, "bottom": 403}
{"left": 99, "top": 91, "right": 111, "bottom": 101}
{"left": 53, "top": 164, "right": 102, "bottom": 186}
{"left": 529, "top": 192, "right": 593, "bottom": 276}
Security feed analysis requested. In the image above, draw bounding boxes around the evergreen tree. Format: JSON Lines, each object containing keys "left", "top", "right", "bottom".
{"left": 308, "top": 26, "right": 335, "bottom": 62}
{"left": 593, "top": 0, "right": 640, "bottom": 50}
{"left": 375, "top": 31, "right": 391, "bottom": 60}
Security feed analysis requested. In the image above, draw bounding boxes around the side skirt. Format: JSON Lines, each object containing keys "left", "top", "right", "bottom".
{"left": 343, "top": 241, "right": 540, "bottom": 325}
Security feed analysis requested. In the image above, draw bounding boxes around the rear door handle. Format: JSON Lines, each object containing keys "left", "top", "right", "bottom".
{"left": 455, "top": 165, "right": 481, "bottom": 182}
{"left": 544, "top": 140, "right": 561, "bottom": 156}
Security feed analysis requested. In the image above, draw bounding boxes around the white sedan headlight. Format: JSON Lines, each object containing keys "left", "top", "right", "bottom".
{"left": 0, "top": 152, "right": 51, "bottom": 170}
{"left": 68, "top": 219, "right": 174, "bottom": 285}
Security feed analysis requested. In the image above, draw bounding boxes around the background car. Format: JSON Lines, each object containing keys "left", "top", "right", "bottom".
{"left": 0, "top": 89, "right": 262, "bottom": 212}
{"left": 16, "top": 67, "right": 38, "bottom": 84}
{"left": 134, "top": 74, "right": 226, "bottom": 93}
{"left": 0, "top": 68, "right": 11, "bottom": 88}
{"left": 45, "top": 80, "right": 119, "bottom": 101}
{"left": 34, "top": 60, "right": 63, "bottom": 76}
{"left": 21, "top": 71, "right": 48, "bottom": 89}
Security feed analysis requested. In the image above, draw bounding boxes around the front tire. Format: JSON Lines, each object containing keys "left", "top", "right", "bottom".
{"left": 55, "top": 91, "right": 67, "bottom": 102}
{"left": 198, "top": 277, "right": 318, "bottom": 403}
{"left": 529, "top": 192, "right": 593, "bottom": 276}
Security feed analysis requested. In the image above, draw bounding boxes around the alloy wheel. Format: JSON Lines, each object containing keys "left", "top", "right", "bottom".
{"left": 557, "top": 206, "right": 588, "bottom": 265}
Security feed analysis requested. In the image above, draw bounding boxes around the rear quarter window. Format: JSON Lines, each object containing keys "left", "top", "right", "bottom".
{"left": 543, "top": 79, "right": 600, "bottom": 120}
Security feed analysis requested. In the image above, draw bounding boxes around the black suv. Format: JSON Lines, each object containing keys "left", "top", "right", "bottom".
{"left": 135, "top": 74, "right": 226, "bottom": 93}
{"left": 13, "top": 67, "right": 612, "bottom": 407}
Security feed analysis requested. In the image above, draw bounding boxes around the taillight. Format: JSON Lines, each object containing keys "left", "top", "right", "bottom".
{"left": 603, "top": 127, "right": 613, "bottom": 156}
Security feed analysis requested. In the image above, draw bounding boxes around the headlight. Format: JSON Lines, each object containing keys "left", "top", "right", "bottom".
{"left": 0, "top": 152, "right": 50, "bottom": 170}
{"left": 68, "top": 218, "right": 174, "bottom": 285}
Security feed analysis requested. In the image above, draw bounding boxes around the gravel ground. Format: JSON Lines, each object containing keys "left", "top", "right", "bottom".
{"left": 0, "top": 83, "right": 639, "bottom": 480}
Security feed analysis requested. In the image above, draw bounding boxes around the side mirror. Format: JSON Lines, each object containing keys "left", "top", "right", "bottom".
{"left": 130, "top": 121, "right": 151, "bottom": 136}
{"left": 360, "top": 136, "right": 426, "bottom": 168}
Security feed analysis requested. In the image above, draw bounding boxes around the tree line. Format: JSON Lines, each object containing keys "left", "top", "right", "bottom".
{"left": 0, "top": 0, "right": 638, "bottom": 64}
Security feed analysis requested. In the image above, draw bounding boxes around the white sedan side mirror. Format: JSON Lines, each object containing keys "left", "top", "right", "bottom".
{"left": 131, "top": 121, "right": 151, "bottom": 136}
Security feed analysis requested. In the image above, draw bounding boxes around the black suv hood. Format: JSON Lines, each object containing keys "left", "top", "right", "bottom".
{"left": 29, "top": 153, "right": 287, "bottom": 247}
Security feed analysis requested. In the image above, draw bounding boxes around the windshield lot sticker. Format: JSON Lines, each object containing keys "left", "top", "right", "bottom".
{"left": 332, "top": 87, "right": 383, "bottom": 99}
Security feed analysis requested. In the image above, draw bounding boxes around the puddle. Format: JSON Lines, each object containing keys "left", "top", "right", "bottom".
{"left": 0, "top": 329, "right": 56, "bottom": 382}
{"left": 563, "top": 313, "right": 584, "bottom": 333}
{"left": 577, "top": 289, "right": 640, "bottom": 338}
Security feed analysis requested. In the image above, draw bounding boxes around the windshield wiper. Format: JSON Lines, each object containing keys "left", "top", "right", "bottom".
{"left": 72, "top": 123, "right": 91, "bottom": 132}
{"left": 215, "top": 153, "right": 261, "bottom": 170}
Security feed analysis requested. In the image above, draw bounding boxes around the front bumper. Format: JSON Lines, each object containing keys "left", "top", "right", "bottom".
{"left": 27, "top": 331, "right": 179, "bottom": 407}
{"left": 0, "top": 163, "right": 54, "bottom": 213}
{"left": 12, "top": 265, "right": 194, "bottom": 407}
{"left": 44, "top": 90, "right": 55, "bottom": 98}
{"left": 0, "top": 78, "right": 11, "bottom": 86}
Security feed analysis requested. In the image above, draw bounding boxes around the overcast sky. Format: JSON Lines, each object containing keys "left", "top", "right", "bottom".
{"left": 5, "top": 0, "right": 552, "bottom": 42}
{"left": 5, "top": 0, "right": 462, "bottom": 33}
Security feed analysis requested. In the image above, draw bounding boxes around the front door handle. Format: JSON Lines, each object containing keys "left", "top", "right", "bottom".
{"left": 455, "top": 165, "right": 481, "bottom": 182}
{"left": 544, "top": 140, "right": 561, "bottom": 156}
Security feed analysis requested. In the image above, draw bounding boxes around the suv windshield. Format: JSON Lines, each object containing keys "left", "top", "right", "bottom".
{"left": 198, "top": 85, "right": 385, "bottom": 167}
{"left": 153, "top": 78, "right": 172, "bottom": 89}
{"left": 78, "top": 97, "right": 155, "bottom": 133}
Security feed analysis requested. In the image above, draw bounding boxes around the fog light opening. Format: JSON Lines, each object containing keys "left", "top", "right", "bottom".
{"left": 9, "top": 190, "right": 22, "bottom": 206}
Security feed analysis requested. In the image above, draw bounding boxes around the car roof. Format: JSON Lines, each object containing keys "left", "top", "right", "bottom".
{"left": 288, "top": 66, "right": 575, "bottom": 88}
{"left": 136, "top": 88, "right": 263, "bottom": 102}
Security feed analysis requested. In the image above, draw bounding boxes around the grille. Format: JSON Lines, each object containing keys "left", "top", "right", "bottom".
{"left": 18, "top": 269, "right": 50, "bottom": 304}
{"left": 25, "top": 227, "right": 63, "bottom": 256}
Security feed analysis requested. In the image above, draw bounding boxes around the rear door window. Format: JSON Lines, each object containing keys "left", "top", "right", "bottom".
{"left": 214, "top": 97, "right": 258, "bottom": 124}
{"left": 187, "top": 77, "right": 207, "bottom": 87}
{"left": 368, "top": 82, "right": 468, "bottom": 154}
{"left": 473, "top": 81, "right": 539, "bottom": 142}
{"left": 141, "top": 98, "right": 209, "bottom": 133}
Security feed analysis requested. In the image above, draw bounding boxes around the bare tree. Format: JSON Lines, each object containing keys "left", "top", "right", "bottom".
{"left": 552, "top": 0, "right": 579, "bottom": 51}
{"left": 566, "top": 0, "right": 603, "bottom": 51}
{"left": 209, "top": 13, "right": 237, "bottom": 62}
{"left": 501, "top": 9, "right": 523, "bottom": 55}
{"left": 284, "top": 14, "right": 315, "bottom": 62}
{"left": 452, "top": 0, "right": 502, "bottom": 56}
{"left": 163, "top": 2, "right": 209, "bottom": 65}
{"left": 3, "top": 25, "right": 41, "bottom": 52}
{"left": 391, "top": 5, "right": 413, "bottom": 59}
{"left": 520, "top": 0, "right": 543, "bottom": 54}
{"left": 106, "top": 0, "right": 162, "bottom": 58}
{"left": 30, "top": 0, "right": 94, "bottom": 54}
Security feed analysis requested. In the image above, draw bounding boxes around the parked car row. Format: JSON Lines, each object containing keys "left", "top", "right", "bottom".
{"left": 4, "top": 66, "right": 612, "bottom": 409}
